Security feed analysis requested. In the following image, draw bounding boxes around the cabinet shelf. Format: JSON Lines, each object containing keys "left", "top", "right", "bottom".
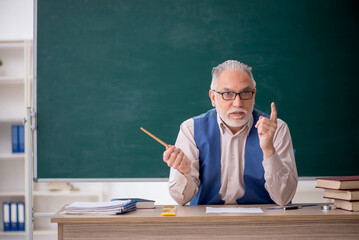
{"left": 33, "top": 190, "right": 100, "bottom": 197}
{"left": 0, "top": 191, "right": 25, "bottom": 197}
{"left": 0, "top": 118, "right": 23, "bottom": 123}
{"left": 0, "top": 76, "right": 25, "bottom": 85}
{"left": 0, "top": 41, "right": 26, "bottom": 48}
{"left": 0, "top": 153, "right": 25, "bottom": 160}
{"left": 0, "top": 231, "right": 27, "bottom": 236}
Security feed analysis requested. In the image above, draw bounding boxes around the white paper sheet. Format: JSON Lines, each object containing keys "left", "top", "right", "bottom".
{"left": 206, "top": 207, "right": 263, "bottom": 214}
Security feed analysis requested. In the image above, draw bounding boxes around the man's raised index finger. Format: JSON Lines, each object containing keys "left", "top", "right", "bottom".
{"left": 270, "top": 102, "right": 277, "bottom": 122}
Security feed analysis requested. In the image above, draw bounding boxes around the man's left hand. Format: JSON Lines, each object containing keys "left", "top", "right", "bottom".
{"left": 255, "top": 102, "right": 277, "bottom": 158}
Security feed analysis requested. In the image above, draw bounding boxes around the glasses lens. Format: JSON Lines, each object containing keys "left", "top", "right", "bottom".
{"left": 222, "top": 92, "right": 236, "bottom": 100}
{"left": 240, "top": 91, "right": 253, "bottom": 100}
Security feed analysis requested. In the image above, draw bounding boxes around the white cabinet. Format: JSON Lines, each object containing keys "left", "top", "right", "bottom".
{"left": 0, "top": 39, "right": 32, "bottom": 240}
{"left": 0, "top": 40, "right": 103, "bottom": 240}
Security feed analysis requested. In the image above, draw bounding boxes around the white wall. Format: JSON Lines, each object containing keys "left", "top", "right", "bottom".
{"left": 0, "top": 0, "right": 34, "bottom": 40}
{"left": 292, "top": 179, "right": 331, "bottom": 204}
{"left": 1, "top": 0, "right": 330, "bottom": 206}
{"left": 72, "top": 179, "right": 331, "bottom": 205}
{"left": 103, "top": 182, "right": 178, "bottom": 205}
{"left": 100, "top": 180, "right": 331, "bottom": 205}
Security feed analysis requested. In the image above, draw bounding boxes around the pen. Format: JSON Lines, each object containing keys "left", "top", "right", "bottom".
{"left": 284, "top": 206, "right": 301, "bottom": 210}
{"left": 267, "top": 204, "right": 318, "bottom": 210}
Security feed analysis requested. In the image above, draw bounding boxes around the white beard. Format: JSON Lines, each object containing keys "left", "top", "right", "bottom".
{"left": 216, "top": 102, "right": 254, "bottom": 128}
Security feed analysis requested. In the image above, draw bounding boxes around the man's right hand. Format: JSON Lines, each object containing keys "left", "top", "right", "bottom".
{"left": 163, "top": 146, "right": 191, "bottom": 174}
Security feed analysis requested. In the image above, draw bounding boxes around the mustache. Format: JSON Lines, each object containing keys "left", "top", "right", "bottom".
{"left": 228, "top": 108, "right": 248, "bottom": 115}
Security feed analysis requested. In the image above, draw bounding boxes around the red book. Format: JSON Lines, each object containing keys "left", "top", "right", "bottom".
{"left": 334, "top": 199, "right": 359, "bottom": 212}
{"left": 323, "top": 189, "right": 359, "bottom": 201}
{"left": 316, "top": 176, "right": 359, "bottom": 190}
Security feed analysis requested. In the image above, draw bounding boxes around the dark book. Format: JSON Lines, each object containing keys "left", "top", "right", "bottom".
{"left": 111, "top": 198, "right": 155, "bottom": 209}
{"left": 316, "top": 176, "right": 359, "bottom": 190}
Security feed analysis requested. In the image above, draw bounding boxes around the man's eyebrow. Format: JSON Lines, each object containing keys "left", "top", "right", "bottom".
{"left": 241, "top": 86, "right": 253, "bottom": 91}
{"left": 222, "top": 87, "right": 234, "bottom": 92}
{"left": 222, "top": 86, "right": 253, "bottom": 92}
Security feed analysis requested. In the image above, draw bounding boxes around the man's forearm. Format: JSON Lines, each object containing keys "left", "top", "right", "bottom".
{"left": 263, "top": 152, "right": 298, "bottom": 205}
{"left": 168, "top": 169, "right": 198, "bottom": 205}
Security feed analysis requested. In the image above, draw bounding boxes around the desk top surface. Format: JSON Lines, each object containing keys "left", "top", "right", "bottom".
{"left": 51, "top": 204, "right": 359, "bottom": 224}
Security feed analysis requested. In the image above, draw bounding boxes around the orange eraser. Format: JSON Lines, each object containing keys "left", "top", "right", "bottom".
{"left": 162, "top": 206, "right": 176, "bottom": 216}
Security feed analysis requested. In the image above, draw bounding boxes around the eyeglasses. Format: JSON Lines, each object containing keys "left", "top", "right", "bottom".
{"left": 212, "top": 89, "right": 255, "bottom": 101}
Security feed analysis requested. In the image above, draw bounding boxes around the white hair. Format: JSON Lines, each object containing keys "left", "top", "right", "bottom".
{"left": 211, "top": 60, "right": 256, "bottom": 89}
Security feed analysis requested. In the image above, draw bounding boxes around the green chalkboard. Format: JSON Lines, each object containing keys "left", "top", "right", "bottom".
{"left": 36, "top": 0, "right": 359, "bottom": 180}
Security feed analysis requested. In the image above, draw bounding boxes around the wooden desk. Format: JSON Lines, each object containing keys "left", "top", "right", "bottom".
{"left": 51, "top": 204, "right": 359, "bottom": 240}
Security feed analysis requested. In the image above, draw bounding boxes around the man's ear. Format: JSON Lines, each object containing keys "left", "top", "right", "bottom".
{"left": 253, "top": 88, "right": 256, "bottom": 105}
{"left": 209, "top": 90, "right": 216, "bottom": 107}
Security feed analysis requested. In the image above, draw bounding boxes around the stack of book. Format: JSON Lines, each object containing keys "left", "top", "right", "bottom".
{"left": 63, "top": 200, "right": 136, "bottom": 215}
{"left": 316, "top": 176, "right": 359, "bottom": 212}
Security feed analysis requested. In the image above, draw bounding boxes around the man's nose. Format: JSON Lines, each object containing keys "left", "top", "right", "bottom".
{"left": 232, "top": 94, "right": 242, "bottom": 107}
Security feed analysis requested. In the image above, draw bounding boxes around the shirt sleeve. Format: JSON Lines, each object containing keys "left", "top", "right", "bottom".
{"left": 168, "top": 119, "right": 201, "bottom": 205}
{"left": 262, "top": 119, "right": 298, "bottom": 206}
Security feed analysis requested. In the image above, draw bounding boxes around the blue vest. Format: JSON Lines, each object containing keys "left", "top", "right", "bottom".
{"left": 190, "top": 108, "right": 275, "bottom": 205}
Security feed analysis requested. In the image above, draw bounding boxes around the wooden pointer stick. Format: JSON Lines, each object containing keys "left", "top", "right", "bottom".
{"left": 140, "top": 127, "right": 170, "bottom": 149}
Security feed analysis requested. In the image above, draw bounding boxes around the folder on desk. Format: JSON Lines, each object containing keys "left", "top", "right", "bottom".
{"left": 2, "top": 202, "right": 11, "bottom": 231}
{"left": 17, "top": 202, "right": 25, "bottom": 231}
{"left": 10, "top": 202, "right": 18, "bottom": 231}
{"left": 64, "top": 200, "right": 136, "bottom": 215}
{"left": 19, "top": 125, "right": 25, "bottom": 153}
{"left": 11, "top": 125, "right": 18, "bottom": 153}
